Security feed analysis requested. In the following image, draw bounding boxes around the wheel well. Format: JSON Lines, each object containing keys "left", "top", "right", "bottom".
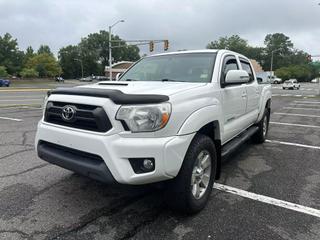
{"left": 198, "top": 121, "right": 221, "bottom": 180}
{"left": 266, "top": 99, "right": 271, "bottom": 110}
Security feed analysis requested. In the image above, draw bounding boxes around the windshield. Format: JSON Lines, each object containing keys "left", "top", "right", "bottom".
{"left": 119, "top": 53, "right": 217, "bottom": 83}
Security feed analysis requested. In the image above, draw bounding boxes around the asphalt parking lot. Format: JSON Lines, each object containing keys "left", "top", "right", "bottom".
{"left": 0, "top": 83, "right": 320, "bottom": 240}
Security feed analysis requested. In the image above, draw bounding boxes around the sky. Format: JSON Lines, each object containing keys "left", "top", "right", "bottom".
{"left": 0, "top": 0, "right": 319, "bottom": 57}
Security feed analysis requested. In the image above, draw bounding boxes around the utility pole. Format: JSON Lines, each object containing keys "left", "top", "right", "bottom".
{"left": 270, "top": 48, "right": 281, "bottom": 78}
{"left": 109, "top": 20, "right": 124, "bottom": 81}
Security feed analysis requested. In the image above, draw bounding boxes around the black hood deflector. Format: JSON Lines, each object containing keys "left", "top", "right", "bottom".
{"left": 49, "top": 88, "right": 169, "bottom": 105}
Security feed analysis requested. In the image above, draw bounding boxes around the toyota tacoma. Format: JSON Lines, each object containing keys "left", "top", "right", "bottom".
{"left": 36, "top": 50, "right": 272, "bottom": 213}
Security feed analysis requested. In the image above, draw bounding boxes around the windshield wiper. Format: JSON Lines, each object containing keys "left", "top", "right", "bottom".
{"left": 160, "top": 79, "right": 187, "bottom": 82}
{"left": 123, "top": 78, "right": 139, "bottom": 81}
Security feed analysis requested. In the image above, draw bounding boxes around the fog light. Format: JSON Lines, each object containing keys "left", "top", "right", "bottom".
{"left": 129, "top": 158, "right": 155, "bottom": 174}
{"left": 143, "top": 159, "right": 154, "bottom": 170}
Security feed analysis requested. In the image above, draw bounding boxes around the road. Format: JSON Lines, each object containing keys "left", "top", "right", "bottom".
{"left": 0, "top": 81, "right": 89, "bottom": 107}
{"left": 271, "top": 82, "right": 320, "bottom": 97}
{"left": 0, "top": 84, "right": 320, "bottom": 239}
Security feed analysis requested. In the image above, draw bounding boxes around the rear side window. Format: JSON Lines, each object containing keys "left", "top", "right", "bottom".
{"left": 240, "top": 60, "right": 254, "bottom": 83}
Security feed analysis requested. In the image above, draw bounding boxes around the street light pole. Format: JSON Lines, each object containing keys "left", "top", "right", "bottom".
{"left": 109, "top": 20, "right": 124, "bottom": 81}
{"left": 108, "top": 25, "right": 112, "bottom": 81}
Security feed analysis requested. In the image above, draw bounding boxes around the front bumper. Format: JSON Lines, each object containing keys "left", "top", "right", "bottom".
{"left": 35, "top": 121, "right": 195, "bottom": 185}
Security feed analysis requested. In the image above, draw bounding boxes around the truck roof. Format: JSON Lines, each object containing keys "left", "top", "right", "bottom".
{"left": 147, "top": 49, "right": 249, "bottom": 60}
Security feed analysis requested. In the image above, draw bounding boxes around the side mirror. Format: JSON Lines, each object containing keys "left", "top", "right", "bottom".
{"left": 257, "top": 77, "right": 263, "bottom": 84}
{"left": 224, "top": 70, "right": 250, "bottom": 86}
{"left": 115, "top": 72, "right": 123, "bottom": 81}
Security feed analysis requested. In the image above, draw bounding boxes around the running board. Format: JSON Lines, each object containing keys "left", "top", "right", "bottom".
{"left": 221, "top": 126, "right": 259, "bottom": 160}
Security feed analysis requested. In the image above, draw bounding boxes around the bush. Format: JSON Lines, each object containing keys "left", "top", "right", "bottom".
{"left": 25, "top": 53, "right": 61, "bottom": 78}
{"left": 275, "top": 64, "right": 316, "bottom": 82}
{"left": 0, "top": 66, "right": 8, "bottom": 77}
{"left": 20, "top": 68, "right": 39, "bottom": 78}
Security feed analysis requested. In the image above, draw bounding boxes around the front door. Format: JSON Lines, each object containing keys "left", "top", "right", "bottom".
{"left": 220, "top": 55, "right": 247, "bottom": 143}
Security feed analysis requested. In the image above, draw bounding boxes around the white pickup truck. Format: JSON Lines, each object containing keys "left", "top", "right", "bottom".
{"left": 36, "top": 50, "right": 271, "bottom": 213}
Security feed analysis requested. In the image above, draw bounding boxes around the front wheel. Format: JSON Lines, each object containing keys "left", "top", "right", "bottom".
{"left": 165, "top": 134, "right": 217, "bottom": 214}
{"left": 252, "top": 109, "right": 270, "bottom": 143}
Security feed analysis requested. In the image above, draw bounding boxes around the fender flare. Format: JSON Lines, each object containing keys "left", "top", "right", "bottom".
{"left": 257, "top": 90, "right": 272, "bottom": 122}
{"left": 178, "top": 105, "right": 222, "bottom": 137}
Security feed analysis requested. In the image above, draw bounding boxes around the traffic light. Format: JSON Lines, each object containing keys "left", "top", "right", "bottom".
{"left": 164, "top": 40, "right": 169, "bottom": 51}
{"left": 307, "top": 55, "right": 312, "bottom": 62}
{"left": 149, "top": 41, "right": 154, "bottom": 52}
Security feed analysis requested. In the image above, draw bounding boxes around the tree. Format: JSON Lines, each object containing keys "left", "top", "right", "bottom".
{"left": 0, "top": 66, "right": 8, "bottom": 77}
{"left": 25, "top": 46, "right": 35, "bottom": 59}
{"left": 206, "top": 35, "right": 264, "bottom": 65}
{"left": 206, "top": 33, "right": 312, "bottom": 73}
{"left": 79, "top": 30, "right": 140, "bottom": 67}
{"left": 275, "top": 64, "right": 315, "bottom": 82}
{"left": 37, "top": 45, "right": 53, "bottom": 56}
{"left": 58, "top": 45, "right": 82, "bottom": 79}
{"left": 207, "top": 35, "right": 249, "bottom": 53}
{"left": 20, "top": 68, "right": 39, "bottom": 78}
{"left": 26, "top": 53, "right": 61, "bottom": 77}
{"left": 263, "top": 33, "right": 294, "bottom": 70}
{"left": 0, "top": 33, "right": 24, "bottom": 75}
{"left": 59, "top": 30, "right": 141, "bottom": 78}
{"left": 275, "top": 67, "right": 291, "bottom": 80}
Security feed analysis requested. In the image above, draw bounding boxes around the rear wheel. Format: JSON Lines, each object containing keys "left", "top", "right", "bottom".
{"left": 252, "top": 108, "right": 270, "bottom": 143}
{"left": 165, "top": 134, "right": 217, "bottom": 214}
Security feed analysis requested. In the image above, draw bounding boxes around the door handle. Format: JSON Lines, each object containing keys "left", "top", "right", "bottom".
{"left": 242, "top": 93, "right": 247, "bottom": 98}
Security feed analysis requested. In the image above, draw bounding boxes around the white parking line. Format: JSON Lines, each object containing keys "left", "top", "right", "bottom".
{"left": 290, "top": 103, "right": 320, "bottom": 107}
{"left": 269, "top": 122, "right": 320, "bottom": 129}
{"left": 272, "top": 94, "right": 318, "bottom": 98}
{"left": 283, "top": 107, "right": 320, "bottom": 111}
{"left": 294, "top": 101, "right": 320, "bottom": 104}
{"left": 274, "top": 112, "right": 320, "bottom": 118}
{"left": 0, "top": 116, "right": 23, "bottom": 122}
{"left": 266, "top": 139, "right": 320, "bottom": 150}
{"left": 214, "top": 183, "right": 320, "bottom": 218}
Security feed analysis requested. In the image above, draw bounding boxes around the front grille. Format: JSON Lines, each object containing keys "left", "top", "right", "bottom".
{"left": 44, "top": 101, "right": 112, "bottom": 132}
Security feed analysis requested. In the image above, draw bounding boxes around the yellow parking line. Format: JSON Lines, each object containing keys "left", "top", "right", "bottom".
{"left": 0, "top": 88, "right": 51, "bottom": 92}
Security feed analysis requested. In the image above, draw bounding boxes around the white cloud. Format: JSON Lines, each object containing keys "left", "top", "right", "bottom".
{"left": 0, "top": 0, "right": 319, "bottom": 55}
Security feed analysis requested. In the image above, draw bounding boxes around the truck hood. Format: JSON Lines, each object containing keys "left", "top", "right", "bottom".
{"left": 80, "top": 81, "right": 208, "bottom": 96}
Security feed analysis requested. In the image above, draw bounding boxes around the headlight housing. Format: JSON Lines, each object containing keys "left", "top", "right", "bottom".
{"left": 42, "top": 91, "right": 50, "bottom": 116}
{"left": 116, "top": 103, "right": 171, "bottom": 132}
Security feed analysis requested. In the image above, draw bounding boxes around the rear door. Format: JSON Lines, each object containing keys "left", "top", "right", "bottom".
{"left": 220, "top": 55, "right": 247, "bottom": 143}
{"left": 240, "top": 58, "right": 260, "bottom": 124}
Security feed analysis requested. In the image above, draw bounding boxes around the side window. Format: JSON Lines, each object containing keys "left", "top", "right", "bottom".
{"left": 240, "top": 60, "right": 254, "bottom": 83}
{"left": 221, "top": 56, "right": 239, "bottom": 83}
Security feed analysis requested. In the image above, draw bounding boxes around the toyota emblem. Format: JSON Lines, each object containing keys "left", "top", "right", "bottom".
{"left": 61, "top": 106, "right": 76, "bottom": 122}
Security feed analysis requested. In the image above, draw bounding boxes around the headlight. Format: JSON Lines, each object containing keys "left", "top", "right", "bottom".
{"left": 116, "top": 103, "right": 171, "bottom": 132}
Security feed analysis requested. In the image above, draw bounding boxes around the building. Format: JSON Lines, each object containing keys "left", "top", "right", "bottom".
{"left": 250, "top": 59, "right": 263, "bottom": 73}
{"left": 105, "top": 61, "right": 134, "bottom": 80}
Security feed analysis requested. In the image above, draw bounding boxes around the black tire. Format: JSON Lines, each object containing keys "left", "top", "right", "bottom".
{"left": 165, "top": 134, "right": 217, "bottom": 214}
{"left": 252, "top": 108, "right": 270, "bottom": 143}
